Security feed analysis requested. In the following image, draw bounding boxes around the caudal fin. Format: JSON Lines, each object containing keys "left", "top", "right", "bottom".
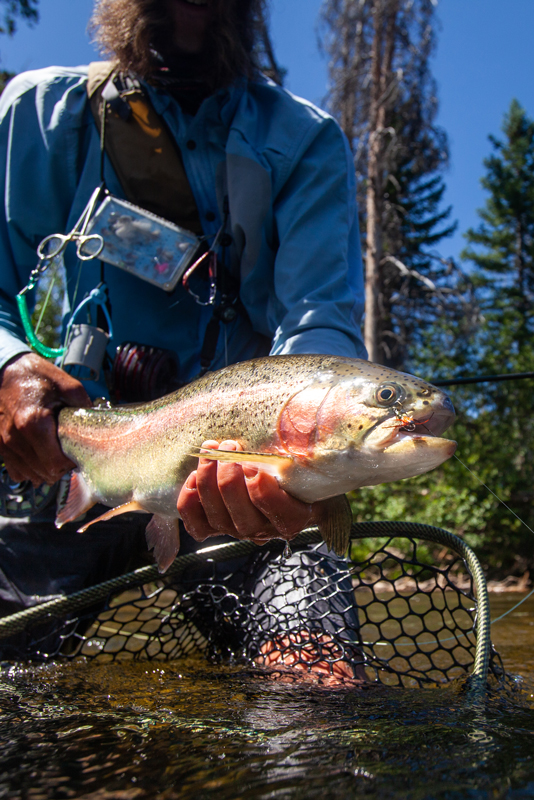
{"left": 145, "top": 515, "right": 180, "bottom": 574}
{"left": 55, "top": 471, "right": 96, "bottom": 528}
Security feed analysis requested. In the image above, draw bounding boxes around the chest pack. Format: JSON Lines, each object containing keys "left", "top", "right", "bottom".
{"left": 84, "top": 63, "right": 242, "bottom": 391}
{"left": 87, "top": 61, "right": 203, "bottom": 234}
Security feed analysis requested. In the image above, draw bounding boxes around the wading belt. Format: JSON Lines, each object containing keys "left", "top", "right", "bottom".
{"left": 86, "top": 62, "right": 243, "bottom": 377}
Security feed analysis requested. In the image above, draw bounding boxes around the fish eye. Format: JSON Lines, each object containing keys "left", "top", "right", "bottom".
{"left": 376, "top": 382, "right": 404, "bottom": 407}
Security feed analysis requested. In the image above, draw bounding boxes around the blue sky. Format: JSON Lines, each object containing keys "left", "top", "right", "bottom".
{"left": 2, "top": 0, "right": 533, "bottom": 263}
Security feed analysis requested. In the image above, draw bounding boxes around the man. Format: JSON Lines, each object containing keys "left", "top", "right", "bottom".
{"left": 0, "top": 0, "right": 366, "bottom": 676}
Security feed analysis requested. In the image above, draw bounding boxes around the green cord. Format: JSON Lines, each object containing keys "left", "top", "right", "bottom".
{"left": 15, "top": 291, "right": 65, "bottom": 359}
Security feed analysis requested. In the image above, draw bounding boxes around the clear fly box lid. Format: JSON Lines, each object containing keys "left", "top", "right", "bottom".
{"left": 85, "top": 195, "right": 202, "bottom": 292}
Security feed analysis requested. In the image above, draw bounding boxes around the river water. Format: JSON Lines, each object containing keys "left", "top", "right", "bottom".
{"left": 0, "top": 592, "right": 532, "bottom": 800}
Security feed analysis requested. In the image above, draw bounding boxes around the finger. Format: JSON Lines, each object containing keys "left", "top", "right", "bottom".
{"left": 195, "top": 441, "right": 236, "bottom": 532}
{"left": 57, "top": 377, "right": 92, "bottom": 409}
{"left": 177, "top": 471, "right": 217, "bottom": 542}
{"left": 12, "top": 407, "right": 74, "bottom": 483}
{"left": 243, "top": 469, "right": 313, "bottom": 538}
{"left": 216, "top": 441, "right": 275, "bottom": 537}
{"left": 0, "top": 422, "right": 55, "bottom": 485}
{"left": 0, "top": 446, "right": 47, "bottom": 486}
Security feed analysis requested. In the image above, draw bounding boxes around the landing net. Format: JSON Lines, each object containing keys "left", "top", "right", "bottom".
{"left": 0, "top": 522, "right": 498, "bottom": 688}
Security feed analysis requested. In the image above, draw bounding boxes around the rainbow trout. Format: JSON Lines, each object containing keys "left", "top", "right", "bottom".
{"left": 56, "top": 355, "right": 456, "bottom": 571}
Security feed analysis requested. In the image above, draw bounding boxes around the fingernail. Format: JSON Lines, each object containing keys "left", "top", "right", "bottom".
{"left": 185, "top": 471, "right": 197, "bottom": 490}
{"left": 219, "top": 440, "right": 237, "bottom": 451}
{"left": 243, "top": 466, "right": 259, "bottom": 480}
{"left": 199, "top": 440, "right": 219, "bottom": 457}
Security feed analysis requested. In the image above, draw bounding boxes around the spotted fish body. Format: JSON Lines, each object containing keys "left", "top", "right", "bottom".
{"left": 56, "top": 355, "right": 456, "bottom": 572}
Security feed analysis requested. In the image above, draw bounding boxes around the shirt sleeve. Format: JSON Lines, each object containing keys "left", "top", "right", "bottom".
{"left": 0, "top": 68, "right": 88, "bottom": 369}
{"left": 269, "top": 114, "right": 367, "bottom": 360}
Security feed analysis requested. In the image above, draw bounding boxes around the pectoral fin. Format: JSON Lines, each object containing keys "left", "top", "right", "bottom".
{"left": 316, "top": 494, "right": 353, "bottom": 556}
{"left": 77, "top": 500, "right": 146, "bottom": 533}
{"left": 55, "top": 471, "right": 96, "bottom": 529}
{"left": 145, "top": 515, "right": 180, "bottom": 574}
{"left": 190, "top": 448, "right": 293, "bottom": 477}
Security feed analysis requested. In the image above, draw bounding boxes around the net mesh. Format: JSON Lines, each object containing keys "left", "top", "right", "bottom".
{"left": 0, "top": 525, "right": 501, "bottom": 688}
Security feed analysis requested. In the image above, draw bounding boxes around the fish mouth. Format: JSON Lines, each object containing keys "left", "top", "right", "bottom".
{"left": 367, "top": 395, "right": 456, "bottom": 451}
{"left": 397, "top": 411, "right": 450, "bottom": 439}
{"left": 414, "top": 395, "right": 455, "bottom": 437}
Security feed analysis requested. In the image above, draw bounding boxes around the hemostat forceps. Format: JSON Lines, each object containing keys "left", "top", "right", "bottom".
{"left": 36, "top": 185, "right": 105, "bottom": 264}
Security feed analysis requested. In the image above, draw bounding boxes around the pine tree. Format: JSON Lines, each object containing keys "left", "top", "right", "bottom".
{"left": 415, "top": 99, "right": 534, "bottom": 576}
{"left": 462, "top": 99, "right": 534, "bottom": 363}
{"left": 320, "top": 0, "right": 457, "bottom": 369}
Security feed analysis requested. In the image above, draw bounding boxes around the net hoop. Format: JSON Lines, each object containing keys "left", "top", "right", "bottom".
{"left": 0, "top": 521, "right": 491, "bottom": 690}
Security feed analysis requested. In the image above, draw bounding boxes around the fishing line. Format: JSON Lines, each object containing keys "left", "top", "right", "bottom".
{"left": 450, "top": 453, "right": 534, "bottom": 624}
{"left": 371, "top": 582, "right": 534, "bottom": 649}
{"left": 34, "top": 271, "right": 57, "bottom": 336}
{"left": 69, "top": 260, "right": 84, "bottom": 323}
{"left": 414, "top": 419, "right": 534, "bottom": 631}
{"left": 452, "top": 453, "right": 534, "bottom": 537}
{"left": 491, "top": 586, "right": 534, "bottom": 625}
{"left": 362, "top": 451, "right": 534, "bottom": 648}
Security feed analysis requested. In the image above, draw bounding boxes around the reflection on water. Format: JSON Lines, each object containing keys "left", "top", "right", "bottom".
{"left": 0, "top": 593, "right": 532, "bottom": 799}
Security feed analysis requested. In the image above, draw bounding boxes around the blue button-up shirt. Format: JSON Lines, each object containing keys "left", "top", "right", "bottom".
{"left": 0, "top": 65, "right": 366, "bottom": 397}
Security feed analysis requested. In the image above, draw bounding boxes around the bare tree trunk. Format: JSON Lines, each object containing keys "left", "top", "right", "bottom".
{"left": 322, "top": 0, "right": 452, "bottom": 370}
{"left": 338, "top": 0, "right": 364, "bottom": 143}
{"left": 364, "top": 0, "right": 398, "bottom": 361}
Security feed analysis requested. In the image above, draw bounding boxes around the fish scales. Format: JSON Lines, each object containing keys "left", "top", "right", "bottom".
{"left": 57, "top": 355, "right": 457, "bottom": 571}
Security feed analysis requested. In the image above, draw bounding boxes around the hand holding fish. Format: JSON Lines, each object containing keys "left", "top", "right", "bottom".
{"left": 177, "top": 440, "right": 315, "bottom": 545}
{"left": 55, "top": 355, "right": 457, "bottom": 573}
{"left": 0, "top": 353, "right": 91, "bottom": 485}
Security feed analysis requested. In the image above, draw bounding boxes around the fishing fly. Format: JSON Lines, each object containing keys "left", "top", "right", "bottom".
{"left": 387, "top": 406, "right": 433, "bottom": 432}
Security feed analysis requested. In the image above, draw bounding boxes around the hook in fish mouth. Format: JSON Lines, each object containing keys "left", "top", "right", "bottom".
{"left": 391, "top": 393, "right": 455, "bottom": 439}
{"left": 371, "top": 403, "right": 455, "bottom": 451}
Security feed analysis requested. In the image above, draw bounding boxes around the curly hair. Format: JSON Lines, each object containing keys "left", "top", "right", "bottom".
{"left": 89, "top": 0, "right": 265, "bottom": 89}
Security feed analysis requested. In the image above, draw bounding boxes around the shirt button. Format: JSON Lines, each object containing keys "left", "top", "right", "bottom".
{"left": 186, "top": 140, "right": 196, "bottom": 150}
{"left": 205, "top": 211, "right": 216, "bottom": 222}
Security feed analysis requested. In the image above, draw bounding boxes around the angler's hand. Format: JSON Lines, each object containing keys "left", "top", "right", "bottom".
{"left": 0, "top": 352, "right": 91, "bottom": 485}
{"left": 177, "top": 440, "right": 315, "bottom": 545}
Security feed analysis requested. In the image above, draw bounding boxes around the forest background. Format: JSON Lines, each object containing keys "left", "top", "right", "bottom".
{"left": 1, "top": 0, "right": 534, "bottom": 579}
